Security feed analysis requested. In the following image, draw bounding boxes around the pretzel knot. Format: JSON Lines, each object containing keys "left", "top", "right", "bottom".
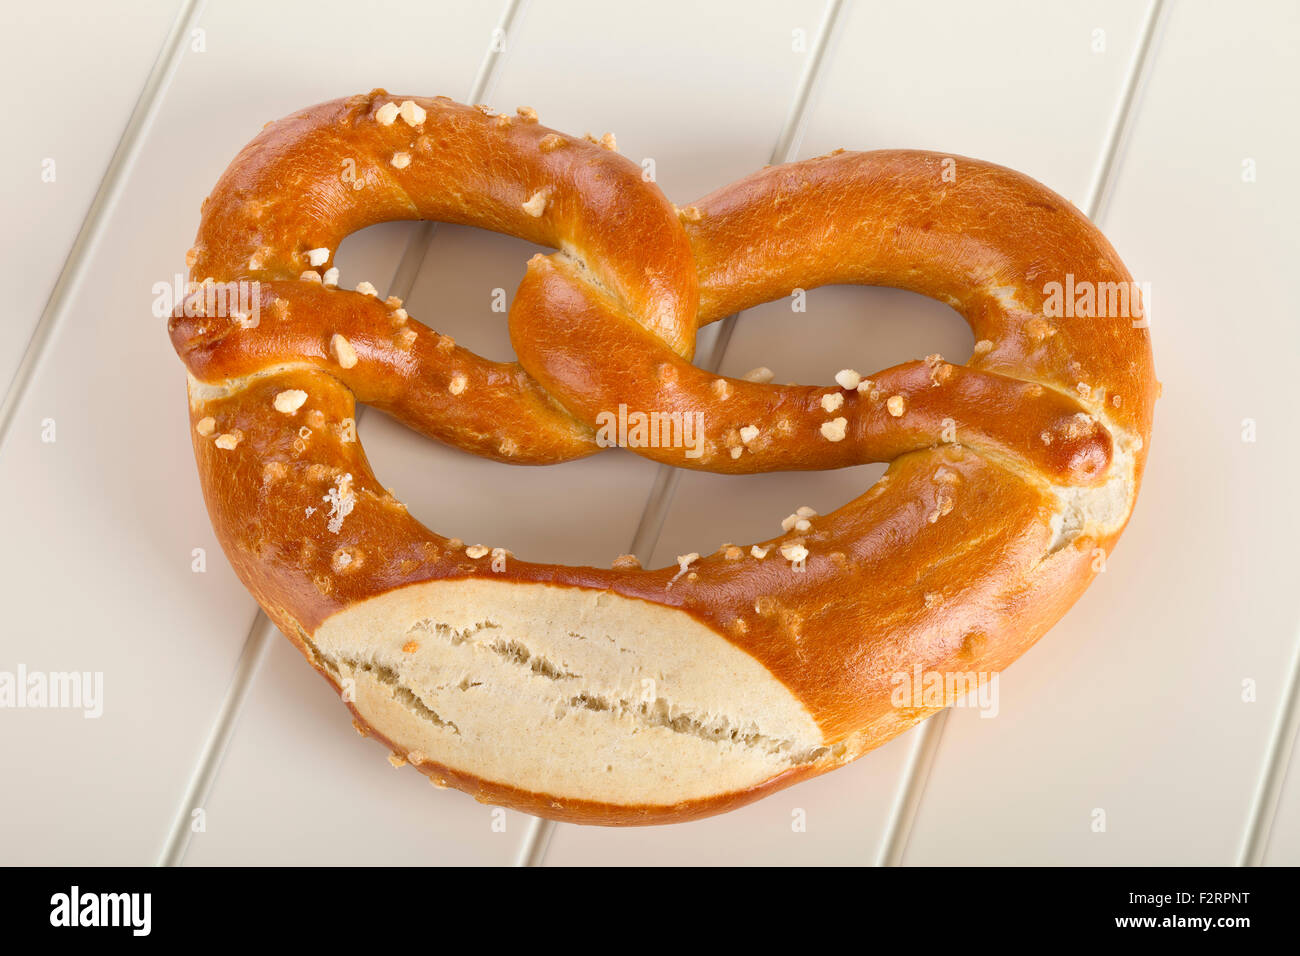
{"left": 169, "top": 90, "right": 1156, "bottom": 824}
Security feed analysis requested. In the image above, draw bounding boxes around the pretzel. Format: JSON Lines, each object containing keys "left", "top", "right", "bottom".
{"left": 169, "top": 91, "right": 1156, "bottom": 825}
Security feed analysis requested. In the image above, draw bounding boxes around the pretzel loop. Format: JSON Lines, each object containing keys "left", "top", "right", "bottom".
{"left": 180, "top": 91, "right": 696, "bottom": 464}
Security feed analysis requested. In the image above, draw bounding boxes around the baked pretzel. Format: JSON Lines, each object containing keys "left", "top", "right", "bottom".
{"left": 169, "top": 90, "right": 1156, "bottom": 825}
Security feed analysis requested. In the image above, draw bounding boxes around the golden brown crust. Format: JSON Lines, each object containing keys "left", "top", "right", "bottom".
{"left": 169, "top": 90, "right": 1157, "bottom": 824}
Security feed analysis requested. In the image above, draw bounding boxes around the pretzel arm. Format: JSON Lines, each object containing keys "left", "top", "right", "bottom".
{"left": 685, "top": 149, "right": 1154, "bottom": 453}
{"left": 512, "top": 255, "right": 1111, "bottom": 481}
{"left": 171, "top": 281, "right": 598, "bottom": 464}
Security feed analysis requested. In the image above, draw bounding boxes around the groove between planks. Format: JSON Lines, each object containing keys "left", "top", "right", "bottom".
{"left": 0, "top": 0, "right": 206, "bottom": 457}
{"left": 157, "top": 0, "right": 529, "bottom": 867}
{"left": 878, "top": 0, "right": 1171, "bottom": 867}
{"left": 516, "top": 0, "right": 849, "bottom": 868}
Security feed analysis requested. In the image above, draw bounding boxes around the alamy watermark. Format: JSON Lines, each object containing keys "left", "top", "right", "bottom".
{"left": 594, "top": 404, "right": 705, "bottom": 459}
{"left": 151, "top": 273, "right": 261, "bottom": 326}
{"left": 50, "top": 886, "right": 150, "bottom": 936}
{"left": 1042, "top": 273, "right": 1151, "bottom": 328}
{"left": 890, "top": 664, "right": 999, "bottom": 718}
{"left": 0, "top": 664, "right": 102, "bottom": 718}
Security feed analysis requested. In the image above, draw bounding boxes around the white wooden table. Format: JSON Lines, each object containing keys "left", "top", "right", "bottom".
{"left": 1, "top": 0, "right": 1296, "bottom": 866}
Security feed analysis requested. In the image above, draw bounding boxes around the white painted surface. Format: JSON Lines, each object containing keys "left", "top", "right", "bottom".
{"left": 0, "top": 0, "right": 1295, "bottom": 866}
{"left": 561, "top": 0, "right": 1153, "bottom": 867}
{"left": 0, "top": 0, "right": 512, "bottom": 866}
{"left": 0, "top": 0, "right": 181, "bottom": 392}
{"left": 903, "top": 0, "right": 1300, "bottom": 865}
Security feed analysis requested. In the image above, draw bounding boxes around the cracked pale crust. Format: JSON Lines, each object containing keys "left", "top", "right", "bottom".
{"left": 313, "top": 579, "right": 828, "bottom": 809}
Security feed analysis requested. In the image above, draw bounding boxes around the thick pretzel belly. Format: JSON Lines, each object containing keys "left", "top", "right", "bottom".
{"left": 170, "top": 93, "right": 1155, "bottom": 825}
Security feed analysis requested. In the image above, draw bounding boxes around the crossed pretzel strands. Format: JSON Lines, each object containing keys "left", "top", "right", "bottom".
{"left": 169, "top": 91, "right": 1156, "bottom": 823}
